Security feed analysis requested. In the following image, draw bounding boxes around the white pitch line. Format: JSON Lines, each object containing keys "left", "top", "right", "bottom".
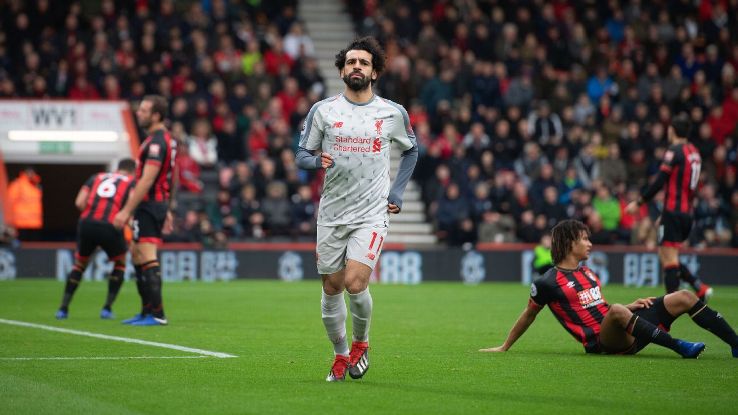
{"left": 0, "top": 356, "right": 209, "bottom": 361}
{"left": 0, "top": 318, "right": 237, "bottom": 358}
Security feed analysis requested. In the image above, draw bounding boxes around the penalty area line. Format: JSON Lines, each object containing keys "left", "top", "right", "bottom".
{"left": 0, "top": 318, "right": 237, "bottom": 359}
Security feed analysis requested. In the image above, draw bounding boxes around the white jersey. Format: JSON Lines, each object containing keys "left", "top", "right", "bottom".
{"left": 299, "top": 93, "right": 416, "bottom": 226}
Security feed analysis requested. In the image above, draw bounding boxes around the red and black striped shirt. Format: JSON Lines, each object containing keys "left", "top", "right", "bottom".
{"left": 661, "top": 143, "right": 701, "bottom": 214}
{"left": 641, "top": 143, "right": 701, "bottom": 214}
{"left": 530, "top": 266, "right": 610, "bottom": 353}
{"left": 80, "top": 172, "right": 135, "bottom": 224}
{"left": 136, "top": 128, "right": 176, "bottom": 203}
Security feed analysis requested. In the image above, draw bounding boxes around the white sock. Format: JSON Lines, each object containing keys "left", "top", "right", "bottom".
{"left": 321, "top": 290, "right": 349, "bottom": 356}
{"left": 349, "top": 288, "right": 373, "bottom": 342}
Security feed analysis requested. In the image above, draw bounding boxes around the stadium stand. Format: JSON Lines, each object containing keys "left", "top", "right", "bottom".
{"left": 0, "top": 0, "right": 736, "bottom": 248}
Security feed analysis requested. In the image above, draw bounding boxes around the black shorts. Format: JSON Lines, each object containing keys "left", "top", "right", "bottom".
{"left": 658, "top": 211, "right": 693, "bottom": 247}
{"left": 620, "top": 296, "right": 676, "bottom": 355}
{"left": 132, "top": 202, "right": 168, "bottom": 245}
{"left": 76, "top": 219, "right": 127, "bottom": 260}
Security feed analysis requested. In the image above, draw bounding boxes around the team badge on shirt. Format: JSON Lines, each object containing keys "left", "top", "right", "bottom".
{"left": 149, "top": 143, "right": 160, "bottom": 157}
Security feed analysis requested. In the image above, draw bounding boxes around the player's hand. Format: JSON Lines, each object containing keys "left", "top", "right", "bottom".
{"left": 625, "top": 201, "right": 640, "bottom": 214}
{"left": 320, "top": 152, "right": 335, "bottom": 169}
{"left": 387, "top": 203, "right": 400, "bottom": 214}
{"left": 112, "top": 210, "right": 130, "bottom": 229}
{"left": 479, "top": 345, "right": 507, "bottom": 353}
{"left": 628, "top": 297, "right": 655, "bottom": 310}
{"left": 162, "top": 211, "right": 174, "bottom": 235}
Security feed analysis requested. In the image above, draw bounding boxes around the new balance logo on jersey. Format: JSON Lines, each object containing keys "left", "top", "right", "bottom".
{"left": 332, "top": 121, "right": 343, "bottom": 128}
{"left": 366, "top": 252, "right": 376, "bottom": 260}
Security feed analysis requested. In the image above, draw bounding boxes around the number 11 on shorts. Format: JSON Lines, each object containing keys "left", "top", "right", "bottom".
{"left": 367, "top": 231, "right": 384, "bottom": 261}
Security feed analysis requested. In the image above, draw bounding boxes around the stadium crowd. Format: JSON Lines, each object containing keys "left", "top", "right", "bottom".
{"left": 1, "top": 0, "right": 737, "bottom": 248}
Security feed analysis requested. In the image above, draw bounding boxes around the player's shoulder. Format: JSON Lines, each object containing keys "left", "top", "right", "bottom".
{"left": 538, "top": 266, "right": 560, "bottom": 284}
{"left": 310, "top": 94, "right": 342, "bottom": 112}
{"left": 664, "top": 144, "right": 685, "bottom": 163}
{"left": 531, "top": 267, "right": 559, "bottom": 294}
{"left": 376, "top": 96, "right": 408, "bottom": 116}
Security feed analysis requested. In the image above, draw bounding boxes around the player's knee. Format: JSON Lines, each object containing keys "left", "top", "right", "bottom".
{"left": 672, "top": 289, "right": 698, "bottom": 307}
{"left": 345, "top": 279, "right": 368, "bottom": 294}
{"left": 608, "top": 304, "right": 631, "bottom": 324}
{"left": 322, "top": 280, "right": 344, "bottom": 295}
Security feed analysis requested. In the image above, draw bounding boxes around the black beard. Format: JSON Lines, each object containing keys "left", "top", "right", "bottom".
{"left": 342, "top": 73, "right": 371, "bottom": 92}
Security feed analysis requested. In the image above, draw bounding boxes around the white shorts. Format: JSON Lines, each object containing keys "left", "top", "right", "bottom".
{"left": 316, "top": 223, "right": 388, "bottom": 275}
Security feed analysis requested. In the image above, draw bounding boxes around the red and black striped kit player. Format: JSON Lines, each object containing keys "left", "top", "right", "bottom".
{"left": 113, "top": 95, "right": 176, "bottom": 326}
{"left": 56, "top": 158, "right": 137, "bottom": 320}
{"left": 628, "top": 114, "right": 712, "bottom": 300}
{"left": 480, "top": 220, "right": 738, "bottom": 359}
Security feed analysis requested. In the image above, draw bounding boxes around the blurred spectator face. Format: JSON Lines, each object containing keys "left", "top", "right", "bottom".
{"left": 235, "top": 162, "right": 250, "bottom": 179}
{"left": 544, "top": 186, "right": 558, "bottom": 204}
{"left": 241, "top": 185, "right": 256, "bottom": 201}
{"left": 608, "top": 144, "right": 620, "bottom": 159}
{"left": 218, "top": 167, "right": 234, "bottom": 187}
{"left": 521, "top": 210, "right": 534, "bottom": 224}
{"left": 217, "top": 189, "right": 230, "bottom": 203}
{"left": 474, "top": 183, "right": 488, "bottom": 199}
{"left": 535, "top": 214, "right": 547, "bottom": 229}
{"left": 298, "top": 185, "right": 312, "bottom": 201}
{"left": 540, "top": 164, "right": 553, "bottom": 179}
{"left": 495, "top": 120, "right": 510, "bottom": 137}
{"left": 446, "top": 183, "right": 460, "bottom": 199}
{"left": 596, "top": 186, "right": 610, "bottom": 200}
{"left": 714, "top": 146, "right": 726, "bottom": 162}
{"left": 192, "top": 119, "right": 211, "bottom": 138}
{"left": 481, "top": 151, "right": 494, "bottom": 168}
{"left": 436, "top": 164, "right": 450, "bottom": 181}
{"left": 260, "top": 158, "right": 276, "bottom": 178}
{"left": 185, "top": 210, "right": 199, "bottom": 227}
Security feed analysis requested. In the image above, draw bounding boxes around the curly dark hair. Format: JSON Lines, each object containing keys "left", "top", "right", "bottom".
{"left": 551, "top": 220, "right": 590, "bottom": 265}
{"left": 334, "top": 36, "right": 386, "bottom": 84}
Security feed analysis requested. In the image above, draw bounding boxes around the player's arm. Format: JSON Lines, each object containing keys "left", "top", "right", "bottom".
{"left": 388, "top": 104, "right": 418, "bottom": 214}
{"left": 74, "top": 174, "right": 96, "bottom": 211}
{"left": 163, "top": 159, "right": 179, "bottom": 235}
{"left": 295, "top": 147, "right": 334, "bottom": 169}
{"left": 479, "top": 299, "right": 543, "bottom": 352}
{"left": 74, "top": 185, "right": 90, "bottom": 211}
{"left": 626, "top": 149, "right": 674, "bottom": 214}
{"left": 295, "top": 102, "right": 333, "bottom": 170}
{"left": 112, "top": 164, "right": 160, "bottom": 229}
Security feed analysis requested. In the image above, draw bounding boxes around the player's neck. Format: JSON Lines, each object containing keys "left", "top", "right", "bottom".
{"left": 556, "top": 257, "right": 581, "bottom": 271}
{"left": 343, "top": 87, "right": 374, "bottom": 105}
{"left": 148, "top": 122, "right": 166, "bottom": 134}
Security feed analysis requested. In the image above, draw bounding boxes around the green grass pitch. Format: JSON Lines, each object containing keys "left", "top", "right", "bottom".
{"left": 1, "top": 279, "right": 737, "bottom": 414}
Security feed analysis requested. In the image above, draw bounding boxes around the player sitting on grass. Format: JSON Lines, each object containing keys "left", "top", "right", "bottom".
{"left": 480, "top": 219, "right": 738, "bottom": 358}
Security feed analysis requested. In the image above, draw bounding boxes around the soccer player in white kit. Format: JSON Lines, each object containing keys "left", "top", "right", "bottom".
{"left": 296, "top": 37, "right": 418, "bottom": 382}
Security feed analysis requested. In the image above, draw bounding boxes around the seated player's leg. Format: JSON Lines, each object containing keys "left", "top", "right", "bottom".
{"left": 99, "top": 224, "right": 129, "bottom": 319}
{"left": 600, "top": 303, "right": 704, "bottom": 358}
{"left": 317, "top": 225, "right": 350, "bottom": 381}
{"left": 599, "top": 304, "right": 638, "bottom": 353}
{"left": 344, "top": 225, "right": 386, "bottom": 379}
{"left": 664, "top": 290, "right": 738, "bottom": 357}
{"left": 57, "top": 221, "right": 96, "bottom": 319}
